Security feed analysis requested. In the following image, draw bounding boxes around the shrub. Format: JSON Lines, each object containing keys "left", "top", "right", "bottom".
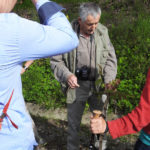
{"left": 19, "top": 0, "right": 150, "bottom": 113}
{"left": 109, "top": 14, "right": 150, "bottom": 114}
{"left": 22, "top": 59, "right": 66, "bottom": 108}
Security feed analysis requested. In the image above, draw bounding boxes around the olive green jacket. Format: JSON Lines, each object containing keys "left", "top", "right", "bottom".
{"left": 50, "top": 21, "right": 117, "bottom": 103}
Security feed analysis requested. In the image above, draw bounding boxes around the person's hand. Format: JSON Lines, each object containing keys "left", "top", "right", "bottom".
{"left": 21, "top": 67, "right": 25, "bottom": 75}
{"left": 31, "top": 0, "right": 38, "bottom": 5}
{"left": 105, "top": 79, "right": 120, "bottom": 91}
{"left": 67, "top": 74, "right": 79, "bottom": 89}
{"left": 105, "top": 83, "right": 113, "bottom": 91}
{"left": 90, "top": 116, "right": 106, "bottom": 134}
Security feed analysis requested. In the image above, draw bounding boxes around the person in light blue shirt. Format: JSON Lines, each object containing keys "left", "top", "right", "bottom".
{"left": 0, "top": 0, "right": 78, "bottom": 149}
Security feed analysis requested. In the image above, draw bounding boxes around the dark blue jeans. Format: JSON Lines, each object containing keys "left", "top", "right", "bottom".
{"left": 134, "top": 139, "right": 150, "bottom": 150}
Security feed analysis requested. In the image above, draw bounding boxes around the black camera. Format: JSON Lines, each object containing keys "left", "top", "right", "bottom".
{"left": 75, "top": 66, "right": 90, "bottom": 80}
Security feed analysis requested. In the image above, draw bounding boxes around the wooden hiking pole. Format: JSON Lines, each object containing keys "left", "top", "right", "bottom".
{"left": 93, "top": 110, "right": 103, "bottom": 150}
{"left": 93, "top": 110, "right": 102, "bottom": 119}
{"left": 89, "top": 110, "right": 102, "bottom": 150}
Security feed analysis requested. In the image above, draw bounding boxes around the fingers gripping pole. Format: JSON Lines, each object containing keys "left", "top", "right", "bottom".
{"left": 93, "top": 110, "right": 103, "bottom": 150}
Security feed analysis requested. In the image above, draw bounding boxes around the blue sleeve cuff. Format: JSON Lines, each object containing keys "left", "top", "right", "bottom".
{"left": 36, "top": 0, "right": 50, "bottom": 10}
{"left": 38, "top": 2, "right": 64, "bottom": 25}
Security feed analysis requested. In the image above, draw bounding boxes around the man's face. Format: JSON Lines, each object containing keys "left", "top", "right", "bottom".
{"left": 78, "top": 14, "right": 100, "bottom": 37}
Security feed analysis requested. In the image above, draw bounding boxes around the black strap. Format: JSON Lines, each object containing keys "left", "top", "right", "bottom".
{"left": 104, "top": 121, "right": 109, "bottom": 134}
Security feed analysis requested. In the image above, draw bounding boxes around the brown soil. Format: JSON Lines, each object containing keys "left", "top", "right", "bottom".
{"left": 27, "top": 103, "right": 138, "bottom": 150}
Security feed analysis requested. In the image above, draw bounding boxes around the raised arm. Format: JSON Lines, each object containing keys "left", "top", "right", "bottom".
{"left": 19, "top": 0, "right": 79, "bottom": 62}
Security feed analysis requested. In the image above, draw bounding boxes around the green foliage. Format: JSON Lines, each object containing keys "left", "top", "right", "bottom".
{"left": 22, "top": 59, "right": 66, "bottom": 108}
{"left": 108, "top": 13, "right": 150, "bottom": 114}
{"left": 54, "top": 0, "right": 99, "bottom": 4}
{"left": 18, "top": 0, "right": 150, "bottom": 113}
{"left": 95, "top": 1, "right": 150, "bottom": 114}
{"left": 14, "top": 1, "right": 39, "bottom": 22}
{"left": 15, "top": 0, "right": 34, "bottom": 9}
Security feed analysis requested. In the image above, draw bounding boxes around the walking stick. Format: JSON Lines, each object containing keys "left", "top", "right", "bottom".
{"left": 94, "top": 110, "right": 104, "bottom": 150}
{"left": 89, "top": 110, "right": 103, "bottom": 150}
{"left": 99, "top": 94, "right": 109, "bottom": 150}
{"left": 89, "top": 94, "right": 109, "bottom": 150}
{"left": 95, "top": 79, "right": 120, "bottom": 150}
{"left": 89, "top": 78, "right": 120, "bottom": 150}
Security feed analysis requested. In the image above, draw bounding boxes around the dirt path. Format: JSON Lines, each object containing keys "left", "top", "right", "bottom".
{"left": 27, "top": 103, "right": 138, "bottom": 150}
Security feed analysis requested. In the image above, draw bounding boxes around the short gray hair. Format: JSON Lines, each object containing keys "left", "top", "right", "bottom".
{"left": 79, "top": 2, "right": 101, "bottom": 22}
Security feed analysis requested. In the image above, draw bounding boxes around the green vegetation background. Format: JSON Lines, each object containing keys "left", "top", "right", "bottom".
{"left": 15, "top": 0, "right": 150, "bottom": 115}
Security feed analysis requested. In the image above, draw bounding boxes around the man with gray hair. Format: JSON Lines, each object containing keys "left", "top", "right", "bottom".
{"left": 50, "top": 2, "right": 117, "bottom": 150}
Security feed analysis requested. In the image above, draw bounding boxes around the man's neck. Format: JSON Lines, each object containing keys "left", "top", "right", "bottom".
{"left": 80, "top": 30, "right": 91, "bottom": 38}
